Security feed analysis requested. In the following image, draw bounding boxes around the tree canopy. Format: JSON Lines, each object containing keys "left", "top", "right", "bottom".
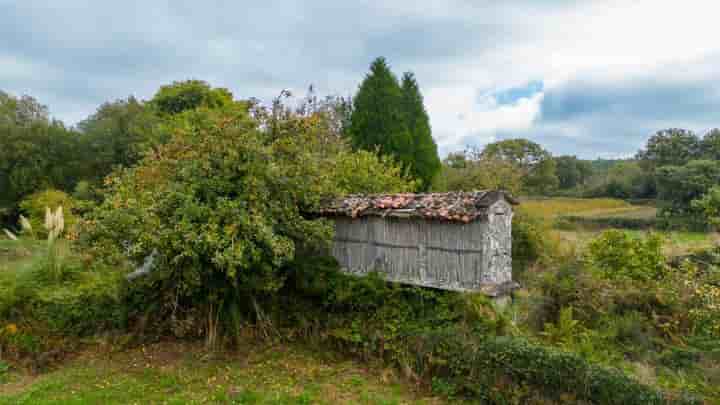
{"left": 481, "top": 138, "right": 559, "bottom": 194}
{"left": 554, "top": 155, "right": 593, "bottom": 190}
{"left": 150, "top": 80, "right": 235, "bottom": 116}
{"left": 350, "top": 58, "right": 440, "bottom": 189}
{"left": 637, "top": 128, "right": 702, "bottom": 169}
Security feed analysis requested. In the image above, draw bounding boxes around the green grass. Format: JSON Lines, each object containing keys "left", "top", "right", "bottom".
{"left": 572, "top": 205, "right": 658, "bottom": 219}
{"left": 519, "top": 198, "right": 718, "bottom": 257}
{"left": 0, "top": 340, "right": 445, "bottom": 405}
{"left": 518, "top": 197, "right": 631, "bottom": 218}
{"left": 556, "top": 229, "right": 717, "bottom": 257}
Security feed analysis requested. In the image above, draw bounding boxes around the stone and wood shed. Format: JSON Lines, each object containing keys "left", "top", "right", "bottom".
{"left": 318, "top": 190, "right": 519, "bottom": 298}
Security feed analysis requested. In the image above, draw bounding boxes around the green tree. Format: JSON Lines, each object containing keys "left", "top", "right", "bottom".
{"left": 700, "top": 128, "right": 720, "bottom": 160}
{"left": 481, "top": 138, "right": 559, "bottom": 194}
{"left": 399, "top": 72, "right": 441, "bottom": 190}
{"left": 604, "top": 161, "right": 653, "bottom": 199}
{"left": 656, "top": 159, "right": 720, "bottom": 218}
{"left": 692, "top": 186, "right": 720, "bottom": 230}
{"left": 433, "top": 148, "right": 523, "bottom": 194}
{"left": 0, "top": 109, "right": 84, "bottom": 209}
{"left": 0, "top": 91, "right": 49, "bottom": 126}
{"left": 555, "top": 155, "right": 593, "bottom": 189}
{"left": 350, "top": 58, "right": 413, "bottom": 177}
{"left": 637, "top": 128, "right": 701, "bottom": 170}
{"left": 150, "top": 80, "right": 234, "bottom": 116}
{"left": 77, "top": 97, "right": 159, "bottom": 182}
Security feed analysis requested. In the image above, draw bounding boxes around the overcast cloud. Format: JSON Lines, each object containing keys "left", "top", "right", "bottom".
{"left": 1, "top": 0, "right": 719, "bottom": 158}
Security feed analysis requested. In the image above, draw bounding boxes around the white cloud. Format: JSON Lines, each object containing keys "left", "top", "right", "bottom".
{"left": 419, "top": 0, "right": 720, "bottom": 156}
{"left": 2, "top": 0, "right": 720, "bottom": 157}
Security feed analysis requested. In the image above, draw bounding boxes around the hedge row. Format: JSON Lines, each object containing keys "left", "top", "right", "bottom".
{"left": 437, "top": 335, "right": 700, "bottom": 404}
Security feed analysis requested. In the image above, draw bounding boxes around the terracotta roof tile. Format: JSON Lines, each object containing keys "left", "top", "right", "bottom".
{"left": 318, "top": 190, "right": 517, "bottom": 223}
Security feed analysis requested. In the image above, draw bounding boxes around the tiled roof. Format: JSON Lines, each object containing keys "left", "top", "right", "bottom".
{"left": 318, "top": 190, "right": 517, "bottom": 223}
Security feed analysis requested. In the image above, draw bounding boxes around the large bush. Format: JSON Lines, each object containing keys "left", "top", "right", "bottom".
{"left": 82, "top": 106, "right": 414, "bottom": 345}
{"left": 18, "top": 189, "right": 77, "bottom": 238}
{"left": 586, "top": 230, "right": 667, "bottom": 281}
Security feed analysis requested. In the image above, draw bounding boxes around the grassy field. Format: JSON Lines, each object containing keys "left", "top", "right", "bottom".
{"left": 518, "top": 197, "right": 632, "bottom": 218}
{"left": 0, "top": 237, "right": 445, "bottom": 404}
{"left": 520, "top": 197, "right": 718, "bottom": 256}
{"left": 0, "top": 340, "right": 443, "bottom": 405}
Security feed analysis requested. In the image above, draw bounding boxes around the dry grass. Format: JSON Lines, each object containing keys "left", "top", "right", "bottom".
{"left": 518, "top": 197, "right": 631, "bottom": 219}
{"left": 520, "top": 198, "right": 717, "bottom": 257}
{"left": 571, "top": 206, "right": 658, "bottom": 220}
{"left": 557, "top": 229, "right": 719, "bottom": 257}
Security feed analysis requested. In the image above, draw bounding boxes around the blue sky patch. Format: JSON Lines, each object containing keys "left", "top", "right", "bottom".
{"left": 493, "top": 80, "right": 544, "bottom": 105}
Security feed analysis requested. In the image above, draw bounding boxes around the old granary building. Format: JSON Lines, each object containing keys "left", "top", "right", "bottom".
{"left": 318, "top": 190, "right": 519, "bottom": 298}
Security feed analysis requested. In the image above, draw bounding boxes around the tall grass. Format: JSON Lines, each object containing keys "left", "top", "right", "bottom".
{"left": 519, "top": 197, "right": 631, "bottom": 219}
{"left": 2, "top": 207, "right": 67, "bottom": 282}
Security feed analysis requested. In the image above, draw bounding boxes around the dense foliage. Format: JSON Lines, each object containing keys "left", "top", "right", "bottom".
{"left": 0, "top": 104, "right": 85, "bottom": 212}
{"left": 150, "top": 80, "right": 234, "bottom": 116}
{"left": 481, "top": 138, "right": 559, "bottom": 195}
{"left": 350, "top": 57, "right": 441, "bottom": 190}
{"left": 81, "top": 102, "right": 414, "bottom": 346}
{"left": 434, "top": 149, "right": 524, "bottom": 194}
{"left": 656, "top": 160, "right": 720, "bottom": 228}
{"left": 399, "top": 72, "right": 442, "bottom": 190}
{"left": 554, "top": 155, "right": 593, "bottom": 190}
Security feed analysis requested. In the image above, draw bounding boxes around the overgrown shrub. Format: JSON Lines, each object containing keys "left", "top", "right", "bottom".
{"left": 512, "top": 211, "right": 561, "bottom": 279}
{"left": 586, "top": 230, "right": 667, "bottom": 281}
{"left": 81, "top": 106, "right": 414, "bottom": 347}
{"left": 272, "top": 256, "right": 699, "bottom": 404}
{"left": 0, "top": 261, "right": 125, "bottom": 363}
{"left": 18, "top": 189, "right": 77, "bottom": 239}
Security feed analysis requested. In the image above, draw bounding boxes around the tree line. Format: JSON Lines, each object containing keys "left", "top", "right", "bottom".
{"left": 4, "top": 58, "right": 720, "bottom": 229}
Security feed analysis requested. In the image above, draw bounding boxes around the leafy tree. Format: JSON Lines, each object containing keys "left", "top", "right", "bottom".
{"left": 656, "top": 159, "right": 720, "bottom": 216}
{"left": 0, "top": 91, "right": 49, "bottom": 126}
{"left": 481, "top": 138, "right": 559, "bottom": 194}
{"left": 400, "top": 72, "right": 441, "bottom": 190}
{"left": 691, "top": 186, "right": 720, "bottom": 230}
{"left": 555, "top": 155, "right": 593, "bottom": 189}
{"left": 77, "top": 97, "right": 159, "bottom": 182}
{"left": 434, "top": 149, "right": 523, "bottom": 195}
{"left": 700, "top": 128, "right": 720, "bottom": 160}
{"left": 83, "top": 104, "right": 414, "bottom": 345}
{"left": 0, "top": 114, "right": 84, "bottom": 209}
{"left": 349, "top": 58, "right": 413, "bottom": 178}
{"left": 637, "top": 128, "right": 701, "bottom": 170}
{"left": 150, "top": 80, "right": 234, "bottom": 116}
{"left": 604, "top": 161, "right": 653, "bottom": 199}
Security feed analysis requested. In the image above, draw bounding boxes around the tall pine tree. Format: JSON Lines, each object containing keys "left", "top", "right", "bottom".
{"left": 349, "top": 58, "right": 414, "bottom": 175}
{"left": 349, "top": 58, "right": 441, "bottom": 190}
{"left": 400, "top": 72, "right": 441, "bottom": 190}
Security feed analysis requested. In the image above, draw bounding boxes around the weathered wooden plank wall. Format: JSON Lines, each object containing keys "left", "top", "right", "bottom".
{"left": 330, "top": 200, "right": 513, "bottom": 292}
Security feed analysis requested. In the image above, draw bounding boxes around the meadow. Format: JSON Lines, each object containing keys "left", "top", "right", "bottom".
{"left": 520, "top": 197, "right": 718, "bottom": 256}
{"left": 0, "top": 339, "right": 441, "bottom": 405}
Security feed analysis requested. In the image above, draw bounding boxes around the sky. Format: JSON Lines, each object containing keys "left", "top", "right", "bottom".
{"left": 1, "top": 0, "right": 719, "bottom": 159}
